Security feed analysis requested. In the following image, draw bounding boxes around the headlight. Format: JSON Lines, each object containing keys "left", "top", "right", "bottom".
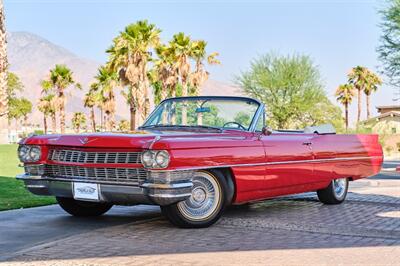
{"left": 18, "top": 145, "right": 42, "bottom": 162}
{"left": 142, "top": 150, "right": 155, "bottom": 168}
{"left": 141, "top": 150, "right": 170, "bottom": 168}
{"left": 155, "top": 150, "right": 170, "bottom": 168}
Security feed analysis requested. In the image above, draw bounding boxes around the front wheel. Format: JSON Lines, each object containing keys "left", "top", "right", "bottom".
{"left": 161, "top": 170, "right": 230, "bottom": 228}
{"left": 317, "top": 178, "right": 349, "bottom": 204}
{"left": 56, "top": 197, "right": 113, "bottom": 217}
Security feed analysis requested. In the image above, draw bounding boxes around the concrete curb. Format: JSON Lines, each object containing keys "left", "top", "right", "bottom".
{"left": 356, "top": 179, "right": 400, "bottom": 187}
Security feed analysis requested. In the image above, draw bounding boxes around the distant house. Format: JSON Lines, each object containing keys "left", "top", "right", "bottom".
{"left": 362, "top": 105, "right": 400, "bottom": 159}
{"left": 362, "top": 105, "right": 400, "bottom": 135}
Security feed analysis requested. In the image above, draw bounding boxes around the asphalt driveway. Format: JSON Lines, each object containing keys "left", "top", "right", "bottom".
{"left": 0, "top": 204, "right": 160, "bottom": 260}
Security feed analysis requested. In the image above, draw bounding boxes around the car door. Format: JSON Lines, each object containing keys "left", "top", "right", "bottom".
{"left": 259, "top": 132, "right": 315, "bottom": 189}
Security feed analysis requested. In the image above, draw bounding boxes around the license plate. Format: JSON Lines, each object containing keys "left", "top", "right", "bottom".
{"left": 73, "top": 182, "right": 100, "bottom": 201}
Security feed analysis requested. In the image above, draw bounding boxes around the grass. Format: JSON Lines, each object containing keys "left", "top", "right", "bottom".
{"left": 0, "top": 144, "right": 56, "bottom": 211}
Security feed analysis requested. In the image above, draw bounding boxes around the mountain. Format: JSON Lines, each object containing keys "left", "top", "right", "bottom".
{"left": 7, "top": 31, "right": 242, "bottom": 127}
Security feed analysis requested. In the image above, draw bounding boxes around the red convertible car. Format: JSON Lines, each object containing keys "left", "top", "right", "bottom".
{"left": 17, "top": 96, "right": 383, "bottom": 228}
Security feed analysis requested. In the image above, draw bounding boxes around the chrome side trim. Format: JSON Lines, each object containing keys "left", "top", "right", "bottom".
{"left": 141, "top": 182, "right": 193, "bottom": 189}
{"left": 151, "top": 156, "right": 384, "bottom": 172}
{"left": 147, "top": 192, "right": 192, "bottom": 199}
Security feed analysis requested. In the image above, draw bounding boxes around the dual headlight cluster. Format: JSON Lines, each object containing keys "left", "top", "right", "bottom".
{"left": 141, "top": 150, "right": 170, "bottom": 169}
{"left": 18, "top": 145, "right": 42, "bottom": 162}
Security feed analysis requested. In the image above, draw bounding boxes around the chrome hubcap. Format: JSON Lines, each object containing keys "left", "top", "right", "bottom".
{"left": 333, "top": 178, "right": 347, "bottom": 198}
{"left": 177, "top": 172, "right": 221, "bottom": 221}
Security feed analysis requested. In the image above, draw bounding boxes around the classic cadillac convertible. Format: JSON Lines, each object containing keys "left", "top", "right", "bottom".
{"left": 17, "top": 96, "right": 383, "bottom": 228}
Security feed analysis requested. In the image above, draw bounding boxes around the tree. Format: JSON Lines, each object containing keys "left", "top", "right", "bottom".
{"left": 94, "top": 66, "right": 118, "bottom": 131}
{"left": 363, "top": 70, "right": 382, "bottom": 119}
{"left": 348, "top": 66, "right": 369, "bottom": 123}
{"left": 40, "top": 80, "right": 57, "bottom": 133}
{"left": 8, "top": 97, "right": 32, "bottom": 132}
{"left": 117, "top": 119, "right": 130, "bottom": 131}
{"left": 190, "top": 40, "right": 220, "bottom": 95}
{"left": 151, "top": 44, "right": 179, "bottom": 103}
{"left": 43, "top": 64, "right": 80, "bottom": 133}
{"left": 0, "top": 0, "right": 8, "bottom": 143}
{"left": 71, "top": 112, "right": 86, "bottom": 133}
{"left": 169, "top": 33, "right": 193, "bottom": 125}
{"left": 107, "top": 20, "right": 161, "bottom": 129}
{"left": 84, "top": 88, "right": 97, "bottom": 132}
{"left": 236, "top": 53, "right": 328, "bottom": 129}
{"left": 38, "top": 94, "right": 56, "bottom": 134}
{"left": 7, "top": 72, "right": 23, "bottom": 99}
{"left": 377, "top": 0, "right": 400, "bottom": 89}
{"left": 335, "top": 84, "right": 355, "bottom": 131}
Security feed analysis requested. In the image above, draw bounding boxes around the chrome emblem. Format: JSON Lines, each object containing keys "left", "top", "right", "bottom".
{"left": 79, "top": 137, "right": 89, "bottom": 144}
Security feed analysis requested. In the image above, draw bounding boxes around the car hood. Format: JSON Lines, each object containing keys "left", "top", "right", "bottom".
{"left": 21, "top": 130, "right": 260, "bottom": 150}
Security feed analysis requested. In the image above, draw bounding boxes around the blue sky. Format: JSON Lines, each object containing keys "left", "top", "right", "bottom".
{"left": 4, "top": 0, "right": 392, "bottom": 122}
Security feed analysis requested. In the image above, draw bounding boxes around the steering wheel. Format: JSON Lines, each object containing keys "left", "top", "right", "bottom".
{"left": 222, "top": 121, "right": 247, "bottom": 130}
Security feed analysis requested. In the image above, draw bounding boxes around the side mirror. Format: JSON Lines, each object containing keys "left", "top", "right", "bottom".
{"left": 261, "top": 126, "right": 272, "bottom": 136}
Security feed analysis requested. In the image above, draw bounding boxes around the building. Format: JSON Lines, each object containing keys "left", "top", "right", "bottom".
{"left": 362, "top": 105, "right": 400, "bottom": 159}
{"left": 363, "top": 105, "right": 400, "bottom": 135}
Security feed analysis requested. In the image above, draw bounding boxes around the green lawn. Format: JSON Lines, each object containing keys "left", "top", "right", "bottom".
{"left": 0, "top": 144, "right": 56, "bottom": 211}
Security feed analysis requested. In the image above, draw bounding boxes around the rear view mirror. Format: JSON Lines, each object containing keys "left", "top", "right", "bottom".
{"left": 196, "top": 107, "right": 211, "bottom": 113}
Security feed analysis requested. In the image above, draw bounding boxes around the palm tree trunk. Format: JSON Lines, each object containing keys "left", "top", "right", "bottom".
{"left": 345, "top": 103, "right": 348, "bottom": 132}
{"left": 90, "top": 107, "right": 96, "bottom": 132}
{"left": 109, "top": 112, "right": 115, "bottom": 131}
{"left": 59, "top": 94, "right": 66, "bottom": 133}
{"left": 357, "top": 88, "right": 361, "bottom": 123}
{"left": 100, "top": 108, "right": 103, "bottom": 131}
{"left": 0, "top": 0, "right": 8, "bottom": 144}
{"left": 43, "top": 115, "right": 47, "bottom": 134}
{"left": 181, "top": 81, "right": 188, "bottom": 125}
{"left": 130, "top": 104, "right": 136, "bottom": 130}
{"left": 366, "top": 94, "right": 371, "bottom": 119}
{"left": 51, "top": 113, "right": 56, "bottom": 133}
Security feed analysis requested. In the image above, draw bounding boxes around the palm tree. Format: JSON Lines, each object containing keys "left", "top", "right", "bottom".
{"left": 40, "top": 80, "right": 57, "bottom": 133}
{"left": 335, "top": 84, "right": 355, "bottom": 131}
{"left": 95, "top": 66, "right": 118, "bottom": 131}
{"left": 44, "top": 64, "right": 80, "bottom": 133}
{"left": 83, "top": 88, "right": 97, "bottom": 132}
{"left": 71, "top": 112, "right": 86, "bottom": 133}
{"left": 169, "top": 33, "right": 194, "bottom": 124}
{"left": 152, "top": 44, "right": 179, "bottom": 102}
{"left": 107, "top": 20, "right": 161, "bottom": 128}
{"left": 190, "top": 40, "right": 220, "bottom": 125}
{"left": 190, "top": 40, "right": 220, "bottom": 95}
{"left": 0, "top": 0, "right": 8, "bottom": 143}
{"left": 38, "top": 94, "right": 56, "bottom": 134}
{"left": 363, "top": 70, "right": 382, "bottom": 119}
{"left": 348, "top": 66, "right": 369, "bottom": 124}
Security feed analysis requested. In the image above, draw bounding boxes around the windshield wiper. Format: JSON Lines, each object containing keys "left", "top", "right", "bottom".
{"left": 139, "top": 124, "right": 223, "bottom": 132}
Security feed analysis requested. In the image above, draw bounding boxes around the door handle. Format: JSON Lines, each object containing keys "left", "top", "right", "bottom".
{"left": 302, "top": 141, "right": 312, "bottom": 146}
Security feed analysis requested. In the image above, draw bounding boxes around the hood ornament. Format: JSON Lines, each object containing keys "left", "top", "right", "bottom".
{"left": 79, "top": 137, "right": 97, "bottom": 145}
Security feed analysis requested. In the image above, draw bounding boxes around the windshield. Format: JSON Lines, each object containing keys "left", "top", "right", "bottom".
{"left": 142, "top": 97, "right": 260, "bottom": 131}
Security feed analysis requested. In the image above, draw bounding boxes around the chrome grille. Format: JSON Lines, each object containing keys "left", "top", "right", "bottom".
{"left": 48, "top": 149, "right": 142, "bottom": 164}
{"left": 44, "top": 164, "right": 147, "bottom": 185}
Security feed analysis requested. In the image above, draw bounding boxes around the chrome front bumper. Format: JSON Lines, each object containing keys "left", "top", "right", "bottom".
{"left": 16, "top": 170, "right": 194, "bottom": 206}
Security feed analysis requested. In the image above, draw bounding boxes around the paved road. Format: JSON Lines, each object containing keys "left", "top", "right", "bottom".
{"left": 0, "top": 169, "right": 399, "bottom": 265}
{"left": 0, "top": 205, "right": 160, "bottom": 260}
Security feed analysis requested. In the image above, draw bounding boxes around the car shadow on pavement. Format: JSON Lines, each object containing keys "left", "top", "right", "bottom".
{"left": 3, "top": 191, "right": 400, "bottom": 263}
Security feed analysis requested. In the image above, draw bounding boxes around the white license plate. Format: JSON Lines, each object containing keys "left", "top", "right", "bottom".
{"left": 73, "top": 182, "right": 100, "bottom": 201}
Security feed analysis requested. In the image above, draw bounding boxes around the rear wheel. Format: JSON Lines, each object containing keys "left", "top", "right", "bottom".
{"left": 317, "top": 178, "right": 349, "bottom": 204}
{"left": 56, "top": 197, "right": 113, "bottom": 217}
{"left": 161, "top": 170, "right": 230, "bottom": 228}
